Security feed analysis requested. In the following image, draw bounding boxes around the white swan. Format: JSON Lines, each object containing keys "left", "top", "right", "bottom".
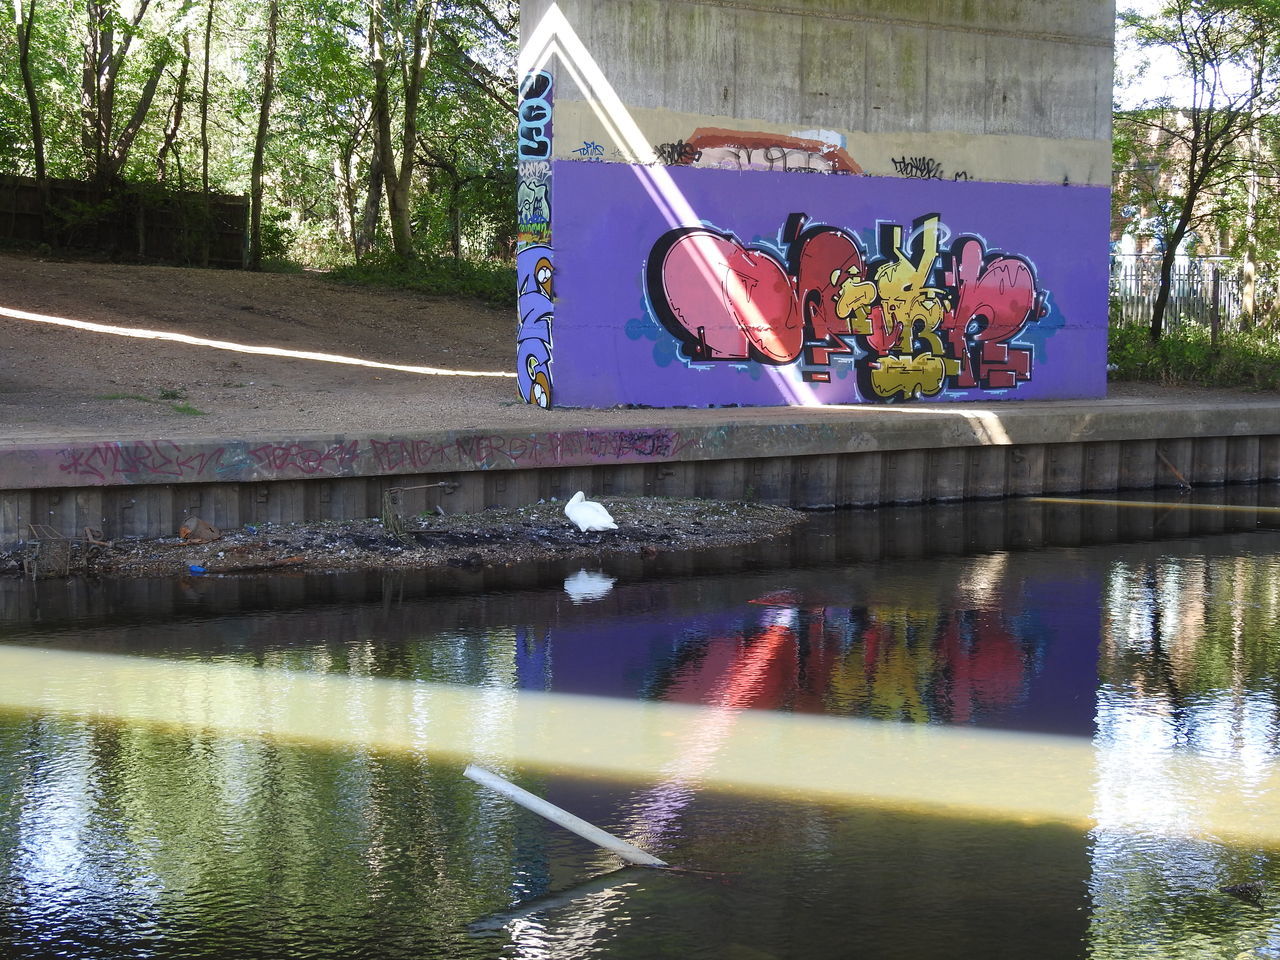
{"left": 564, "top": 491, "right": 617, "bottom": 532}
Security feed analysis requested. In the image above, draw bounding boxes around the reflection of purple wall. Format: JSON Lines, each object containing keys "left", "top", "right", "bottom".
{"left": 551, "top": 161, "right": 1108, "bottom": 408}
{"left": 518, "top": 609, "right": 753, "bottom": 699}
{"left": 1001, "top": 575, "right": 1101, "bottom": 737}
{"left": 513, "top": 568, "right": 1103, "bottom": 737}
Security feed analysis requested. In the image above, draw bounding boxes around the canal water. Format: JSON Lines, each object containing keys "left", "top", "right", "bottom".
{"left": 1, "top": 489, "right": 1279, "bottom": 959}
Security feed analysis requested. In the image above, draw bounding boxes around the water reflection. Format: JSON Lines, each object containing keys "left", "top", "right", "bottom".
{"left": 1091, "top": 543, "right": 1280, "bottom": 958}
{"left": 563, "top": 570, "right": 616, "bottom": 604}
{"left": 0, "top": 490, "right": 1279, "bottom": 957}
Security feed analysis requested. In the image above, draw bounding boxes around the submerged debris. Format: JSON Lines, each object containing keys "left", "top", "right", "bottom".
{"left": 1220, "top": 882, "right": 1266, "bottom": 907}
{"left": 1, "top": 498, "right": 807, "bottom": 579}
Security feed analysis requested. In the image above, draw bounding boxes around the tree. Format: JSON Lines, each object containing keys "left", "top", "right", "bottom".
{"left": 415, "top": 2, "right": 516, "bottom": 259}
{"left": 247, "top": 0, "right": 279, "bottom": 270}
{"left": 80, "top": 0, "right": 183, "bottom": 183}
{"left": 371, "top": 0, "right": 439, "bottom": 260}
{"left": 1118, "top": 0, "right": 1280, "bottom": 340}
{"left": 12, "top": 0, "right": 46, "bottom": 185}
{"left": 0, "top": 0, "right": 518, "bottom": 270}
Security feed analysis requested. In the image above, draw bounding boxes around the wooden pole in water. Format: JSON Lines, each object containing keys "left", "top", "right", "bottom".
{"left": 464, "top": 764, "right": 669, "bottom": 868}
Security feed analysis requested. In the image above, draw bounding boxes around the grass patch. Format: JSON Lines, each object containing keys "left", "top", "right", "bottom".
{"left": 97, "top": 390, "right": 207, "bottom": 415}
{"left": 330, "top": 251, "right": 515, "bottom": 307}
{"left": 1109, "top": 320, "right": 1280, "bottom": 391}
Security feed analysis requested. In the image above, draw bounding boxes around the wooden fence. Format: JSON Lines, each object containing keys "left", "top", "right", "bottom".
{"left": 0, "top": 175, "right": 247, "bottom": 268}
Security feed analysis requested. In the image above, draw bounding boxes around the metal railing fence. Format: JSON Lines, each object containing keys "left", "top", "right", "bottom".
{"left": 1110, "top": 255, "right": 1245, "bottom": 330}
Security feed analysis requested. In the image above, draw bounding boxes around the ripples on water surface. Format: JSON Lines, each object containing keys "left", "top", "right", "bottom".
{"left": 1, "top": 490, "right": 1280, "bottom": 958}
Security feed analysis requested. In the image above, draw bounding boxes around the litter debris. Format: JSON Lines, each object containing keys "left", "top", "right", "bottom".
{"left": 464, "top": 764, "right": 667, "bottom": 867}
{"left": 380, "top": 482, "right": 456, "bottom": 543}
{"left": 23, "top": 523, "right": 74, "bottom": 579}
{"left": 179, "top": 516, "right": 222, "bottom": 543}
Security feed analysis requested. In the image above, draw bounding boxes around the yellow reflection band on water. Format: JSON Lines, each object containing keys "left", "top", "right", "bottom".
{"left": 4, "top": 646, "right": 1280, "bottom": 847}
{"left": 1029, "top": 496, "right": 1280, "bottom": 515}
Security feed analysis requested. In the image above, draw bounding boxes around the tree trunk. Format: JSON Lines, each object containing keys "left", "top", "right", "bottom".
{"left": 356, "top": 139, "right": 383, "bottom": 257}
{"left": 157, "top": 35, "right": 191, "bottom": 183}
{"left": 248, "top": 0, "right": 280, "bottom": 271}
{"left": 102, "top": 51, "right": 171, "bottom": 182}
{"left": 81, "top": 2, "right": 105, "bottom": 176}
{"left": 1241, "top": 126, "right": 1260, "bottom": 328}
{"left": 367, "top": 4, "right": 391, "bottom": 258}
{"left": 15, "top": 0, "right": 47, "bottom": 184}
{"left": 200, "top": 0, "right": 214, "bottom": 266}
{"left": 448, "top": 177, "right": 461, "bottom": 259}
{"left": 81, "top": 0, "right": 162, "bottom": 183}
{"left": 372, "top": 0, "right": 439, "bottom": 262}
{"left": 1149, "top": 227, "right": 1188, "bottom": 342}
{"left": 385, "top": 174, "right": 413, "bottom": 258}
{"left": 1149, "top": 188, "right": 1197, "bottom": 341}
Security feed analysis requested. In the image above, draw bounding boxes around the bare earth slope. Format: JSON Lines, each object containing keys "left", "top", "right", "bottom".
{"left": 0, "top": 251, "right": 530, "bottom": 440}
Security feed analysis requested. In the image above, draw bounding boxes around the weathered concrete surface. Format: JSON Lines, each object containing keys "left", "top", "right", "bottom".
{"left": 523, "top": 0, "right": 1113, "bottom": 184}
{"left": 549, "top": 101, "right": 1111, "bottom": 185}
{"left": 3, "top": 393, "right": 1279, "bottom": 547}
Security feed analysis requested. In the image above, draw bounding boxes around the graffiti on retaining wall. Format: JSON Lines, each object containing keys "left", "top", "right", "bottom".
{"left": 248, "top": 441, "right": 360, "bottom": 474}
{"left": 572, "top": 140, "right": 605, "bottom": 159}
{"left": 655, "top": 128, "right": 862, "bottom": 175}
{"left": 655, "top": 139, "right": 702, "bottom": 166}
{"left": 517, "top": 71, "right": 553, "bottom": 249}
{"left": 48, "top": 428, "right": 696, "bottom": 486}
{"left": 890, "top": 155, "right": 971, "bottom": 182}
{"left": 59, "top": 441, "right": 227, "bottom": 481}
{"left": 371, "top": 429, "right": 694, "bottom": 472}
{"left": 517, "top": 244, "right": 554, "bottom": 408}
{"left": 517, "top": 70, "right": 555, "bottom": 408}
{"left": 646, "top": 211, "right": 1047, "bottom": 400}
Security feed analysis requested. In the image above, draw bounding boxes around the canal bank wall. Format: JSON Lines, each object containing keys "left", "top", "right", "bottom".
{"left": 2, "top": 395, "right": 1278, "bottom": 549}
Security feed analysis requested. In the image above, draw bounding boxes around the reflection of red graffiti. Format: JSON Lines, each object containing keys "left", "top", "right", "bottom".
{"left": 646, "top": 211, "right": 1047, "bottom": 401}
{"left": 936, "top": 613, "right": 1028, "bottom": 722}
{"left": 657, "top": 604, "right": 1033, "bottom": 725}
{"left": 664, "top": 622, "right": 796, "bottom": 710}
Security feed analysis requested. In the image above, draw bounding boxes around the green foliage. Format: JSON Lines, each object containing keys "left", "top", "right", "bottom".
{"left": 98, "top": 388, "right": 208, "bottom": 414}
{"left": 0, "top": 0, "right": 517, "bottom": 268}
{"left": 1109, "top": 311, "right": 1280, "bottom": 390}
{"left": 258, "top": 208, "right": 295, "bottom": 262}
{"left": 330, "top": 249, "right": 514, "bottom": 306}
{"left": 1115, "top": 0, "right": 1280, "bottom": 339}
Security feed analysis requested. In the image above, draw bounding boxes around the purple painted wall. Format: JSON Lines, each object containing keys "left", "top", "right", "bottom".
{"left": 548, "top": 161, "right": 1109, "bottom": 408}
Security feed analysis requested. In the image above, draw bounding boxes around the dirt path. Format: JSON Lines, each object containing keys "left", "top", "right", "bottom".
{"left": 0, "top": 251, "right": 531, "bottom": 440}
